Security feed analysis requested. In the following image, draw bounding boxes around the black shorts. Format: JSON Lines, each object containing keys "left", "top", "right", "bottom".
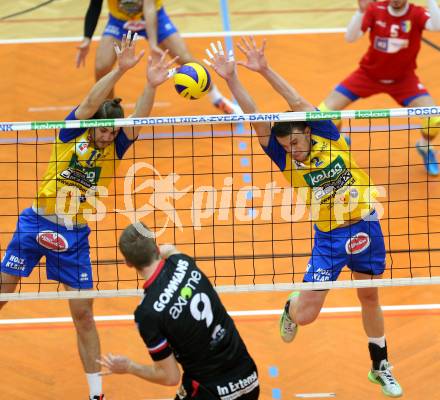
{"left": 176, "top": 360, "right": 259, "bottom": 400}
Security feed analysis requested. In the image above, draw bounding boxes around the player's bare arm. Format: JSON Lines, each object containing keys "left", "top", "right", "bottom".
{"left": 76, "top": 32, "right": 145, "bottom": 121}
{"left": 345, "top": 0, "right": 373, "bottom": 42}
{"left": 128, "top": 50, "right": 179, "bottom": 139}
{"left": 204, "top": 40, "right": 271, "bottom": 147}
{"left": 426, "top": 0, "right": 440, "bottom": 31}
{"left": 237, "top": 36, "right": 314, "bottom": 113}
{"left": 98, "top": 352, "right": 180, "bottom": 386}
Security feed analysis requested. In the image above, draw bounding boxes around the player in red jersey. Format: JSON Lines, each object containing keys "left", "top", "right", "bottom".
{"left": 319, "top": 0, "right": 440, "bottom": 175}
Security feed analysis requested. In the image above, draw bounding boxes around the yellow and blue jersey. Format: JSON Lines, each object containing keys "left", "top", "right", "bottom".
{"left": 108, "top": 0, "right": 163, "bottom": 20}
{"left": 33, "top": 108, "right": 133, "bottom": 225}
{"left": 262, "top": 119, "right": 376, "bottom": 232}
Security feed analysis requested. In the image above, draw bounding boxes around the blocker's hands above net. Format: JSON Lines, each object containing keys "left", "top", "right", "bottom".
{"left": 203, "top": 41, "right": 236, "bottom": 80}
{"left": 236, "top": 36, "right": 268, "bottom": 73}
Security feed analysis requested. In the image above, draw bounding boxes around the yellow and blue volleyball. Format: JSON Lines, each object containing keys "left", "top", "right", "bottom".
{"left": 174, "top": 62, "right": 211, "bottom": 100}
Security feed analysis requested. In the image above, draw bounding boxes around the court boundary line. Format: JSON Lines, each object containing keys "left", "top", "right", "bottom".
{"left": 0, "top": 28, "right": 347, "bottom": 45}
{"left": 1, "top": 304, "right": 439, "bottom": 325}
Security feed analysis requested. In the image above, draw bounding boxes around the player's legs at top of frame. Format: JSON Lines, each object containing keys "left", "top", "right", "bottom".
{"left": 76, "top": 0, "right": 242, "bottom": 114}
{"left": 318, "top": 0, "right": 440, "bottom": 175}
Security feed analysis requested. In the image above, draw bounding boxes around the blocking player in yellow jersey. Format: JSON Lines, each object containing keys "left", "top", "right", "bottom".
{"left": 76, "top": 0, "right": 242, "bottom": 114}
{"left": 205, "top": 37, "right": 403, "bottom": 398}
{"left": 0, "top": 32, "right": 178, "bottom": 400}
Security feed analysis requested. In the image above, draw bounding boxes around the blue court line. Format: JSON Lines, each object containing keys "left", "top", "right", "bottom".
{"left": 272, "top": 388, "right": 282, "bottom": 399}
{"left": 240, "top": 157, "right": 250, "bottom": 167}
{"left": 269, "top": 366, "right": 279, "bottom": 378}
{"left": 247, "top": 208, "right": 257, "bottom": 218}
{"left": 220, "top": 0, "right": 234, "bottom": 52}
{"left": 242, "top": 173, "right": 252, "bottom": 183}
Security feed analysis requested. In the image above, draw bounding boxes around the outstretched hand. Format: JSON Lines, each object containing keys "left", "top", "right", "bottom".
{"left": 203, "top": 41, "right": 236, "bottom": 81}
{"left": 76, "top": 38, "right": 91, "bottom": 68}
{"left": 97, "top": 353, "right": 132, "bottom": 375}
{"left": 147, "top": 49, "right": 179, "bottom": 87}
{"left": 236, "top": 36, "right": 268, "bottom": 73}
{"left": 114, "top": 31, "right": 145, "bottom": 72}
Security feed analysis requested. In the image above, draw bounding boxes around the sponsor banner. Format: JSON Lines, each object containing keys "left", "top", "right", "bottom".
{"left": 306, "top": 111, "right": 341, "bottom": 121}
{"left": 31, "top": 121, "right": 67, "bottom": 130}
{"left": 354, "top": 109, "right": 390, "bottom": 119}
{"left": 79, "top": 119, "right": 115, "bottom": 128}
{"left": 407, "top": 107, "right": 440, "bottom": 117}
{"left": 0, "top": 123, "right": 13, "bottom": 131}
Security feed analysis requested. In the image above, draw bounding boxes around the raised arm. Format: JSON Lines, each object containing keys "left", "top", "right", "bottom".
{"left": 75, "top": 32, "right": 145, "bottom": 121}
{"left": 127, "top": 50, "right": 179, "bottom": 140}
{"left": 204, "top": 41, "right": 271, "bottom": 147}
{"left": 426, "top": 0, "right": 440, "bottom": 31}
{"left": 345, "top": 0, "right": 374, "bottom": 42}
{"left": 76, "top": 0, "right": 103, "bottom": 67}
{"left": 143, "top": 0, "right": 165, "bottom": 61}
{"left": 236, "top": 36, "right": 314, "bottom": 113}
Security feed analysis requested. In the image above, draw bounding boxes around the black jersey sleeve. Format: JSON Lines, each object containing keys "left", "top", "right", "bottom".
{"left": 84, "top": 0, "right": 104, "bottom": 39}
{"left": 135, "top": 310, "right": 173, "bottom": 361}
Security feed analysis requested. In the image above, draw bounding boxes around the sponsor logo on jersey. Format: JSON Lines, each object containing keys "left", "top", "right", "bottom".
{"left": 376, "top": 20, "right": 387, "bottom": 28}
{"left": 345, "top": 232, "right": 371, "bottom": 254}
{"left": 76, "top": 141, "right": 89, "bottom": 155}
{"left": 216, "top": 371, "right": 259, "bottom": 399}
{"left": 153, "top": 258, "right": 189, "bottom": 312}
{"left": 169, "top": 269, "right": 202, "bottom": 320}
{"left": 401, "top": 20, "right": 411, "bottom": 33}
{"left": 118, "top": 0, "right": 143, "bottom": 16}
{"left": 311, "top": 157, "right": 324, "bottom": 167}
{"left": 303, "top": 155, "right": 346, "bottom": 187}
{"left": 36, "top": 230, "right": 69, "bottom": 252}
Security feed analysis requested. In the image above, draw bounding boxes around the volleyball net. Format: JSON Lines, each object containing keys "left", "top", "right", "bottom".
{"left": 1, "top": 106, "right": 440, "bottom": 300}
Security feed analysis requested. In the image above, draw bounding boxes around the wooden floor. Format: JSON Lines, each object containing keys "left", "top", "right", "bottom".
{"left": 1, "top": 1, "right": 440, "bottom": 399}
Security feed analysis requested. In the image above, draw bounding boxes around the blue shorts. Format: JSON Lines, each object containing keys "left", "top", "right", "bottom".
{"left": 304, "top": 211, "right": 386, "bottom": 283}
{"left": 103, "top": 7, "right": 178, "bottom": 43}
{"left": 1, "top": 208, "right": 93, "bottom": 289}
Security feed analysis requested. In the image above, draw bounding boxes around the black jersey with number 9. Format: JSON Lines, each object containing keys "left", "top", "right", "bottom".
{"left": 134, "top": 253, "right": 253, "bottom": 381}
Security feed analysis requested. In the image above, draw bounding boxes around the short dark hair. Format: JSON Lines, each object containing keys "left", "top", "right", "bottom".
{"left": 271, "top": 120, "right": 308, "bottom": 138}
{"left": 118, "top": 222, "right": 159, "bottom": 270}
{"left": 93, "top": 98, "right": 124, "bottom": 119}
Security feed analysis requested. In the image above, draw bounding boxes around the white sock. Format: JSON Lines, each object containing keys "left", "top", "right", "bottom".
{"left": 208, "top": 84, "right": 223, "bottom": 103}
{"left": 368, "top": 335, "right": 386, "bottom": 348}
{"left": 86, "top": 372, "right": 102, "bottom": 397}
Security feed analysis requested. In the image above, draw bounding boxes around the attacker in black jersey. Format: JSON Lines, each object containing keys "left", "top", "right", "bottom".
{"left": 99, "top": 222, "right": 259, "bottom": 400}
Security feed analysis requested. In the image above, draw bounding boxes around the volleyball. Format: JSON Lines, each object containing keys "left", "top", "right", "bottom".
{"left": 174, "top": 62, "right": 211, "bottom": 100}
